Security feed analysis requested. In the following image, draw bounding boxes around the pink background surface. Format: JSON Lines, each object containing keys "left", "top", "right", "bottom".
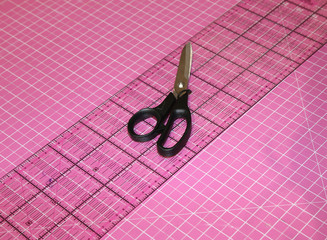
{"left": 1, "top": 0, "right": 326, "bottom": 239}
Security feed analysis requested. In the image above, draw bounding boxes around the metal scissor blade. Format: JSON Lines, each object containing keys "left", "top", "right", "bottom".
{"left": 173, "top": 42, "right": 192, "bottom": 98}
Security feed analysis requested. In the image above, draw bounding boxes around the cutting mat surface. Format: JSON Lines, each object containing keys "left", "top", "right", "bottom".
{"left": 1, "top": 0, "right": 327, "bottom": 239}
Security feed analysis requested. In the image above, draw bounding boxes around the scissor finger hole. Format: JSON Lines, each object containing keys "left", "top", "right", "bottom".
{"left": 133, "top": 116, "right": 158, "bottom": 135}
{"left": 162, "top": 118, "right": 187, "bottom": 148}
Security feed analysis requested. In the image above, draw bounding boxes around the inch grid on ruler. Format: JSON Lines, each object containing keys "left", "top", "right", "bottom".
{"left": 1, "top": 0, "right": 327, "bottom": 239}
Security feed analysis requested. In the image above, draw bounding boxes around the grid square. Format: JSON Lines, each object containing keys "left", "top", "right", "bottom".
{"left": 193, "top": 55, "right": 244, "bottom": 89}
{"left": 197, "top": 91, "right": 249, "bottom": 129}
{"left": 73, "top": 187, "right": 134, "bottom": 236}
{"left": 108, "top": 161, "right": 165, "bottom": 206}
{"left": 272, "top": 32, "right": 322, "bottom": 63}
{"left": 78, "top": 140, "right": 134, "bottom": 185}
{"left": 288, "top": 0, "right": 326, "bottom": 12}
{"left": 295, "top": 14, "right": 327, "bottom": 45}
{"left": 81, "top": 101, "right": 132, "bottom": 139}
{"left": 219, "top": 37, "right": 268, "bottom": 68}
{"left": 6, "top": 193, "right": 68, "bottom": 239}
{"left": 218, "top": 5, "right": 263, "bottom": 34}
{"left": 49, "top": 215, "right": 98, "bottom": 239}
{"left": 44, "top": 166, "right": 102, "bottom": 212}
{"left": 317, "top": 5, "right": 327, "bottom": 17}
{"left": 223, "top": 71, "right": 275, "bottom": 105}
{"left": 19, "top": 146, "right": 73, "bottom": 189}
{"left": 0, "top": 171, "right": 39, "bottom": 217}
{"left": 111, "top": 79, "right": 163, "bottom": 114}
{"left": 188, "top": 75, "right": 220, "bottom": 111}
{"left": 50, "top": 122, "right": 105, "bottom": 162}
{"left": 243, "top": 19, "right": 291, "bottom": 49}
{"left": 248, "top": 50, "right": 297, "bottom": 84}
{"left": 192, "top": 23, "right": 239, "bottom": 54}
{"left": 139, "top": 60, "right": 177, "bottom": 94}
{"left": 187, "top": 112, "right": 224, "bottom": 153}
{"left": 267, "top": 1, "right": 312, "bottom": 29}
{"left": 0, "top": 223, "right": 24, "bottom": 240}
{"left": 238, "top": 0, "right": 282, "bottom": 17}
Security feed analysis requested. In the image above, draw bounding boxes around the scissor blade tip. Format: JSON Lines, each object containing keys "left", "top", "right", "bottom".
{"left": 187, "top": 42, "right": 192, "bottom": 55}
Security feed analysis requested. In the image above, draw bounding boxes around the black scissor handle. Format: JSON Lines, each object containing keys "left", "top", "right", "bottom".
{"left": 157, "top": 91, "right": 192, "bottom": 157}
{"left": 127, "top": 93, "right": 176, "bottom": 142}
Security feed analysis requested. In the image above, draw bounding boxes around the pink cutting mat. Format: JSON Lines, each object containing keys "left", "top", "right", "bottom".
{"left": 1, "top": 0, "right": 327, "bottom": 239}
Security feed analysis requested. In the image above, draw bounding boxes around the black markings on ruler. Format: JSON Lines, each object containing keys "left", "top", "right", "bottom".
{"left": 14, "top": 169, "right": 102, "bottom": 238}
{"left": 238, "top": 3, "right": 325, "bottom": 45}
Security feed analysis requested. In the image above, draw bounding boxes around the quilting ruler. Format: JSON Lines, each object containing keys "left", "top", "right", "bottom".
{"left": 1, "top": 0, "right": 327, "bottom": 239}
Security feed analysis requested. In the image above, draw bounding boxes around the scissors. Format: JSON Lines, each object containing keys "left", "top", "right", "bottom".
{"left": 128, "top": 43, "right": 193, "bottom": 157}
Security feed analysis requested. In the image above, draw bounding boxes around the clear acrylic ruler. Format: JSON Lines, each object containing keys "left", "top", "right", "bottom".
{"left": 1, "top": 0, "right": 327, "bottom": 239}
